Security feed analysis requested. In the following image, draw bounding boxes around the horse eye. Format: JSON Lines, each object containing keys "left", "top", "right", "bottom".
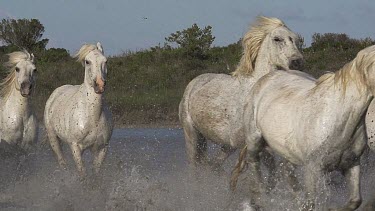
{"left": 273, "top": 37, "right": 282, "bottom": 42}
{"left": 289, "top": 37, "right": 293, "bottom": 43}
{"left": 15, "top": 67, "right": 20, "bottom": 72}
{"left": 85, "top": 60, "right": 90, "bottom": 65}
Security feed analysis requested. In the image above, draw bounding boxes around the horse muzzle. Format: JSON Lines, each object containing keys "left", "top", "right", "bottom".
{"left": 289, "top": 58, "right": 304, "bottom": 70}
{"left": 94, "top": 77, "right": 106, "bottom": 94}
{"left": 20, "top": 83, "right": 32, "bottom": 97}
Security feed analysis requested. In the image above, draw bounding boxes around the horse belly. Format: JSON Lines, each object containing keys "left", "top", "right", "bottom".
{"left": 189, "top": 87, "right": 243, "bottom": 147}
{"left": 190, "top": 104, "right": 241, "bottom": 147}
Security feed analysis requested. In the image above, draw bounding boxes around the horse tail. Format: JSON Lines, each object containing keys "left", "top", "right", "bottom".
{"left": 230, "top": 144, "right": 248, "bottom": 191}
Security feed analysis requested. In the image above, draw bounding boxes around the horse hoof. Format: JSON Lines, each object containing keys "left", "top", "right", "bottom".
{"left": 59, "top": 160, "right": 68, "bottom": 170}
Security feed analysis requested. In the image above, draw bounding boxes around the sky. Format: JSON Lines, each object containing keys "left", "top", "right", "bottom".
{"left": 1, "top": 0, "right": 375, "bottom": 56}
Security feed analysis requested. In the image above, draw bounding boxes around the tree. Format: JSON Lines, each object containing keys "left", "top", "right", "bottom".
{"left": 0, "top": 18, "right": 48, "bottom": 51}
{"left": 165, "top": 23, "right": 215, "bottom": 59}
{"left": 296, "top": 33, "right": 305, "bottom": 51}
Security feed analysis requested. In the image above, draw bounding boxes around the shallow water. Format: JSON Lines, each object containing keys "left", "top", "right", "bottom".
{"left": 1, "top": 128, "right": 375, "bottom": 210}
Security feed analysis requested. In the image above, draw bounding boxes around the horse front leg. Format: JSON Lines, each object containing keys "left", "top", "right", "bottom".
{"left": 21, "top": 114, "right": 38, "bottom": 151}
{"left": 70, "top": 142, "right": 86, "bottom": 178}
{"left": 92, "top": 144, "right": 108, "bottom": 174}
{"left": 302, "top": 163, "right": 323, "bottom": 211}
{"left": 231, "top": 129, "right": 265, "bottom": 210}
{"left": 48, "top": 134, "right": 67, "bottom": 169}
{"left": 329, "top": 165, "right": 362, "bottom": 211}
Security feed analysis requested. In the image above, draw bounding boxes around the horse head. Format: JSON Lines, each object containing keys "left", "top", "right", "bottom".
{"left": 76, "top": 42, "right": 108, "bottom": 94}
{"left": 2, "top": 51, "right": 37, "bottom": 98}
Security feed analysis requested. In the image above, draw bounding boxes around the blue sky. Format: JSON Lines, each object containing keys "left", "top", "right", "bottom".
{"left": 1, "top": 0, "right": 375, "bottom": 55}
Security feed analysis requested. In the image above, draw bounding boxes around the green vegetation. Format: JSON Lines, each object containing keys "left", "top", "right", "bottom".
{"left": 0, "top": 18, "right": 374, "bottom": 126}
{"left": 0, "top": 19, "right": 48, "bottom": 51}
{"left": 165, "top": 23, "right": 215, "bottom": 60}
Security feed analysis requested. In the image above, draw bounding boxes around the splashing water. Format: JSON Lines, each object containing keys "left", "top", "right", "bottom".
{"left": 1, "top": 128, "right": 375, "bottom": 210}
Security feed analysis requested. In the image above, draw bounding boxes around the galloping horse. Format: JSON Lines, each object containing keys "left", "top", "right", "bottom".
{"left": 0, "top": 51, "right": 38, "bottom": 154}
{"left": 179, "top": 16, "right": 303, "bottom": 180}
{"left": 232, "top": 45, "right": 375, "bottom": 210}
{"left": 44, "top": 42, "right": 113, "bottom": 177}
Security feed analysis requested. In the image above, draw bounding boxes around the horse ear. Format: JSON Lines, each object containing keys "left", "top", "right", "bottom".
{"left": 97, "top": 42, "right": 104, "bottom": 54}
{"left": 30, "top": 53, "right": 35, "bottom": 62}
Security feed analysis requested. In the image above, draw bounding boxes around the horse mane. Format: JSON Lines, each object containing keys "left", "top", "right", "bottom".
{"left": 0, "top": 50, "right": 33, "bottom": 99}
{"left": 315, "top": 46, "right": 375, "bottom": 95}
{"left": 232, "top": 16, "right": 286, "bottom": 77}
{"left": 75, "top": 44, "right": 99, "bottom": 64}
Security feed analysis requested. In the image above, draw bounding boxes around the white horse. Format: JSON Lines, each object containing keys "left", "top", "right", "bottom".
{"left": 44, "top": 42, "right": 113, "bottom": 177}
{"left": 231, "top": 45, "right": 375, "bottom": 210}
{"left": 179, "top": 16, "right": 303, "bottom": 170}
{"left": 0, "top": 51, "right": 38, "bottom": 154}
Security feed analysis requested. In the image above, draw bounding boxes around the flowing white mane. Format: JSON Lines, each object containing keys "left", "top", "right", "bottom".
{"left": 232, "top": 16, "right": 286, "bottom": 76}
{"left": 315, "top": 46, "right": 375, "bottom": 96}
{"left": 75, "top": 44, "right": 100, "bottom": 64}
{"left": 0, "top": 50, "right": 33, "bottom": 99}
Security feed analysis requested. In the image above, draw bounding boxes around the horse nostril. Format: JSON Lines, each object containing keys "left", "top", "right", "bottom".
{"left": 290, "top": 58, "right": 304, "bottom": 70}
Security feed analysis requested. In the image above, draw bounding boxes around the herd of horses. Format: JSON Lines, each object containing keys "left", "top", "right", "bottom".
{"left": 1, "top": 16, "right": 375, "bottom": 210}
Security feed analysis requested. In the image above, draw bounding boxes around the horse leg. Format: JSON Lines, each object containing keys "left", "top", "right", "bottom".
{"left": 261, "top": 148, "right": 277, "bottom": 193}
{"left": 91, "top": 144, "right": 108, "bottom": 174}
{"left": 21, "top": 114, "right": 37, "bottom": 151}
{"left": 48, "top": 134, "right": 67, "bottom": 169}
{"left": 283, "top": 161, "right": 302, "bottom": 193}
{"left": 246, "top": 136, "right": 266, "bottom": 210}
{"left": 211, "top": 145, "right": 235, "bottom": 171}
{"left": 183, "top": 122, "right": 207, "bottom": 167}
{"left": 329, "top": 165, "right": 362, "bottom": 211}
{"left": 70, "top": 142, "right": 86, "bottom": 178}
{"left": 302, "top": 163, "right": 323, "bottom": 211}
{"left": 231, "top": 129, "right": 265, "bottom": 209}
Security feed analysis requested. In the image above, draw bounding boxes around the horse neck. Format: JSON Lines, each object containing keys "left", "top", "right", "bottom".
{"left": 252, "top": 49, "right": 276, "bottom": 80}
{"left": 82, "top": 80, "right": 103, "bottom": 122}
{"left": 4, "top": 84, "right": 30, "bottom": 115}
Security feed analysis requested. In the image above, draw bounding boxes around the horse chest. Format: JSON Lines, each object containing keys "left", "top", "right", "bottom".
{"left": 1, "top": 114, "right": 25, "bottom": 143}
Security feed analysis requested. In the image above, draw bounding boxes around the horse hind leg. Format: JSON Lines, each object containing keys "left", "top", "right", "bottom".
{"left": 211, "top": 145, "right": 235, "bottom": 172}
{"left": 182, "top": 121, "right": 208, "bottom": 168}
{"left": 260, "top": 148, "right": 278, "bottom": 193}
{"left": 283, "top": 162, "right": 302, "bottom": 194}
